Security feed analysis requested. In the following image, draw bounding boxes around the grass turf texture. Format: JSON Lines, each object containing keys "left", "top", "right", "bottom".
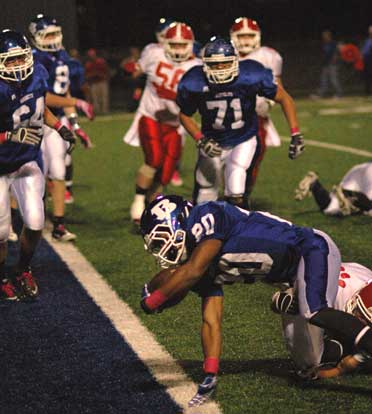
{"left": 63, "top": 97, "right": 372, "bottom": 414}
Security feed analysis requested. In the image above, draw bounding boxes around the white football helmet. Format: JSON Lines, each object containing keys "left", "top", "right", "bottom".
{"left": 346, "top": 282, "right": 372, "bottom": 325}
{"left": 230, "top": 17, "right": 261, "bottom": 55}
{"left": 164, "top": 22, "right": 194, "bottom": 62}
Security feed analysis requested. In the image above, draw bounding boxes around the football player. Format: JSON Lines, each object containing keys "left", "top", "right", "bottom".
{"left": 176, "top": 37, "right": 304, "bottom": 209}
{"left": 230, "top": 17, "right": 283, "bottom": 191}
{"left": 272, "top": 262, "right": 372, "bottom": 379}
{"left": 295, "top": 163, "right": 372, "bottom": 216}
{"left": 126, "top": 22, "right": 202, "bottom": 223}
{"left": 0, "top": 30, "right": 75, "bottom": 300}
{"left": 139, "top": 195, "right": 372, "bottom": 405}
{"left": 29, "top": 14, "right": 94, "bottom": 240}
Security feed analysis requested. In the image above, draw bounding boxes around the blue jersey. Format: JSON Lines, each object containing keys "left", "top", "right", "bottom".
{"left": 186, "top": 202, "right": 319, "bottom": 285}
{"left": 0, "top": 63, "right": 48, "bottom": 175}
{"left": 33, "top": 48, "right": 71, "bottom": 117}
{"left": 68, "top": 58, "right": 85, "bottom": 99}
{"left": 176, "top": 60, "right": 277, "bottom": 147}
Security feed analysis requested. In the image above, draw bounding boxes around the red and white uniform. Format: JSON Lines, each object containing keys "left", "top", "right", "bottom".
{"left": 282, "top": 263, "right": 372, "bottom": 370}
{"left": 124, "top": 44, "right": 201, "bottom": 145}
{"left": 241, "top": 46, "right": 283, "bottom": 147}
{"left": 123, "top": 43, "right": 201, "bottom": 185}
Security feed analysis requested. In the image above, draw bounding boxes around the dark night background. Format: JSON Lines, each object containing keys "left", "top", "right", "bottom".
{"left": 1, "top": 0, "right": 372, "bottom": 98}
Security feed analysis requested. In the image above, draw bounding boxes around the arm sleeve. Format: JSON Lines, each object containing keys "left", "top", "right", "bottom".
{"left": 187, "top": 203, "right": 227, "bottom": 245}
{"left": 257, "top": 67, "right": 278, "bottom": 100}
{"left": 176, "top": 77, "right": 198, "bottom": 116}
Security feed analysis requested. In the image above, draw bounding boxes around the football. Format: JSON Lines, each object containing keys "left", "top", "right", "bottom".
{"left": 147, "top": 267, "right": 188, "bottom": 309}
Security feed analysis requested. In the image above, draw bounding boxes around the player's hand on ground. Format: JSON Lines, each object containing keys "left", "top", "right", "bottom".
{"left": 188, "top": 374, "right": 217, "bottom": 407}
{"left": 197, "top": 136, "right": 222, "bottom": 158}
{"left": 271, "top": 288, "right": 299, "bottom": 315}
{"left": 4, "top": 127, "right": 42, "bottom": 146}
{"left": 288, "top": 133, "right": 305, "bottom": 159}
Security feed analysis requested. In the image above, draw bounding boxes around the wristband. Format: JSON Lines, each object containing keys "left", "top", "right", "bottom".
{"left": 203, "top": 357, "right": 219, "bottom": 374}
{"left": 194, "top": 131, "right": 204, "bottom": 141}
{"left": 145, "top": 289, "right": 168, "bottom": 311}
{"left": 54, "top": 121, "right": 63, "bottom": 131}
{"left": 290, "top": 127, "right": 300, "bottom": 135}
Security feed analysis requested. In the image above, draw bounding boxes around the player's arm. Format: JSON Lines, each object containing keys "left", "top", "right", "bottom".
{"left": 201, "top": 295, "right": 223, "bottom": 369}
{"left": 273, "top": 83, "right": 304, "bottom": 160}
{"left": 142, "top": 239, "right": 222, "bottom": 313}
{"left": 180, "top": 112, "right": 222, "bottom": 158}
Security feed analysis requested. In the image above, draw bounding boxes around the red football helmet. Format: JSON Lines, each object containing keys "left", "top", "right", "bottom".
{"left": 346, "top": 282, "right": 372, "bottom": 325}
{"left": 230, "top": 17, "right": 261, "bottom": 55}
{"left": 164, "top": 22, "right": 194, "bottom": 62}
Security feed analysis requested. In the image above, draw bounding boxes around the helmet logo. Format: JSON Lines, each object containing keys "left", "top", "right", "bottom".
{"left": 151, "top": 199, "right": 177, "bottom": 220}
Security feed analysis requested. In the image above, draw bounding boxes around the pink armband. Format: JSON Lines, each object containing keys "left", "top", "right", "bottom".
{"left": 194, "top": 131, "right": 204, "bottom": 141}
{"left": 290, "top": 127, "right": 300, "bottom": 135}
{"left": 54, "top": 121, "right": 63, "bottom": 131}
{"left": 203, "top": 357, "right": 219, "bottom": 374}
{"left": 145, "top": 290, "right": 168, "bottom": 311}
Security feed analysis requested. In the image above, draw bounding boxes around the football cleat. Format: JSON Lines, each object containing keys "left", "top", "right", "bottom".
{"left": 170, "top": 170, "right": 183, "bottom": 187}
{"left": 52, "top": 224, "right": 77, "bottom": 242}
{"left": 333, "top": 185, "right": 359, "bottom": 216}
{"left": 294, "top": 171, "right": 318, "bottom": 201}
{"left": 16, "top": 268, "right": 38, "bottom": 299}
{"left": 188, "top": 375, "right": 217, "bottom": 407}
{"left": 64, "top": 189, "right": 74, "bottom": 204}
{"left": 0, "top": 278, "right": 19, "bottom": 301}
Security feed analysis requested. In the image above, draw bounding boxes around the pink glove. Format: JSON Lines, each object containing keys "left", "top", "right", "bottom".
{"left": 74, "top": 127, "right": 93, "bottom": 149}
{"left": 75, "top": 99, "right": 95, "bottom": 120}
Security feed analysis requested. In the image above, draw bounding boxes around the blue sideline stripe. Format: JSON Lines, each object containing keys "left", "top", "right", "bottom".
{"left": 0, "top": 239, "right": 180, "bottom": 414}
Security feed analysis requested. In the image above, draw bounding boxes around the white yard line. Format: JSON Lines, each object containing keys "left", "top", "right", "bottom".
{"left": 44, "top": 232, "right": 222, "bottom": 414}
{"left": 281, "top": 136, "right": 372, "bottom": 158}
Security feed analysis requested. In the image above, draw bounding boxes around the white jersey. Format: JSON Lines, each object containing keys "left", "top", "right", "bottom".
{"left": 334, "top": 262, "right": 372, "bottom": 311}
{"left": 123, "top": 43, "right": 201, "bottom": 146}
{"left": 324, "top": 162, "right": 372, "bottom": 215}
{"left": 245, "top": 46, "right": 283, "bottom": 78}
{"left": 282, "top": 262, "right": 372, "bottom": 370}
{"left": 240, "top": 46, "right": 283, "bottom": 147}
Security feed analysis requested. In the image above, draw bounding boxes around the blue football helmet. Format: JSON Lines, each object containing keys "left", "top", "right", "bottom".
{"left": 140, "top": 195, "right": 193, "bottom": 268}
{"left": 29, "top": 14, "right": 63, "bottom": 52}
{"left": 202, "top": 37, "right": 239, "bottom": 84}
{"left": 0, "top": 30, "right": 34, "bottom": 82}
{"left": 155, "top": 17, "right": 175, "bottom": 44}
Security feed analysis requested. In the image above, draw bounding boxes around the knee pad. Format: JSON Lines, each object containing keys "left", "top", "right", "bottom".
{"left": 139, "top": 164, "right": 157, "bottom": 180}
{"left": 196, "top": 188, "right": 218, "bottom": 204}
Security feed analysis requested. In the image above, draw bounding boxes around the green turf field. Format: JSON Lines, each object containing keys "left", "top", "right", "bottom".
{"left": 65, "top": 97, "right": 372, "bottom": 414}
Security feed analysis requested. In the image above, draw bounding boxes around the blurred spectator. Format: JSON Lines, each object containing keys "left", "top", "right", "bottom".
{"left": 85, "top": 48, "right": 110, "bottom": 114}
{"left": 314, "top": 30, "right": 342, "bottom": 98}
{"left": 361, "top": 25, "right": 372, "bottom": 95}
{"left": 120, "top": 46, "right": 144, "bottom": 112}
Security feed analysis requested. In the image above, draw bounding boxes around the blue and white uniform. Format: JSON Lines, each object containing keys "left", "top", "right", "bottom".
{"left": 33, "top": 48, "right": 71, "bottom": 180}
{"left": 186, "top": 201, "right": 341, "bottom": 318}
{"left": 176, "top": 60, "right": 278, "bottom": 203}
{"left": 0, "top": 63, "right": 48, "bottom": 239}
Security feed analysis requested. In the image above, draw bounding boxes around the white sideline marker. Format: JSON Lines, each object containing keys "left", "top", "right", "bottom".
{"left": 281, "top": 136, "right": 372, "bottom": 158}
{"left": 44, "top": 232, "right": 222, "bottom": 414}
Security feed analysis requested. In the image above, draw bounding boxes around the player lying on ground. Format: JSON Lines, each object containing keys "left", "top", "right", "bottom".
{"left": 139, "top": 195, "right": 372, "bottom": 406}
{"left": 295, "top": 162, "right": 372, "bottom": 216}
{"left": 271, "top": 262, "right": 372, "bottom": 379}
